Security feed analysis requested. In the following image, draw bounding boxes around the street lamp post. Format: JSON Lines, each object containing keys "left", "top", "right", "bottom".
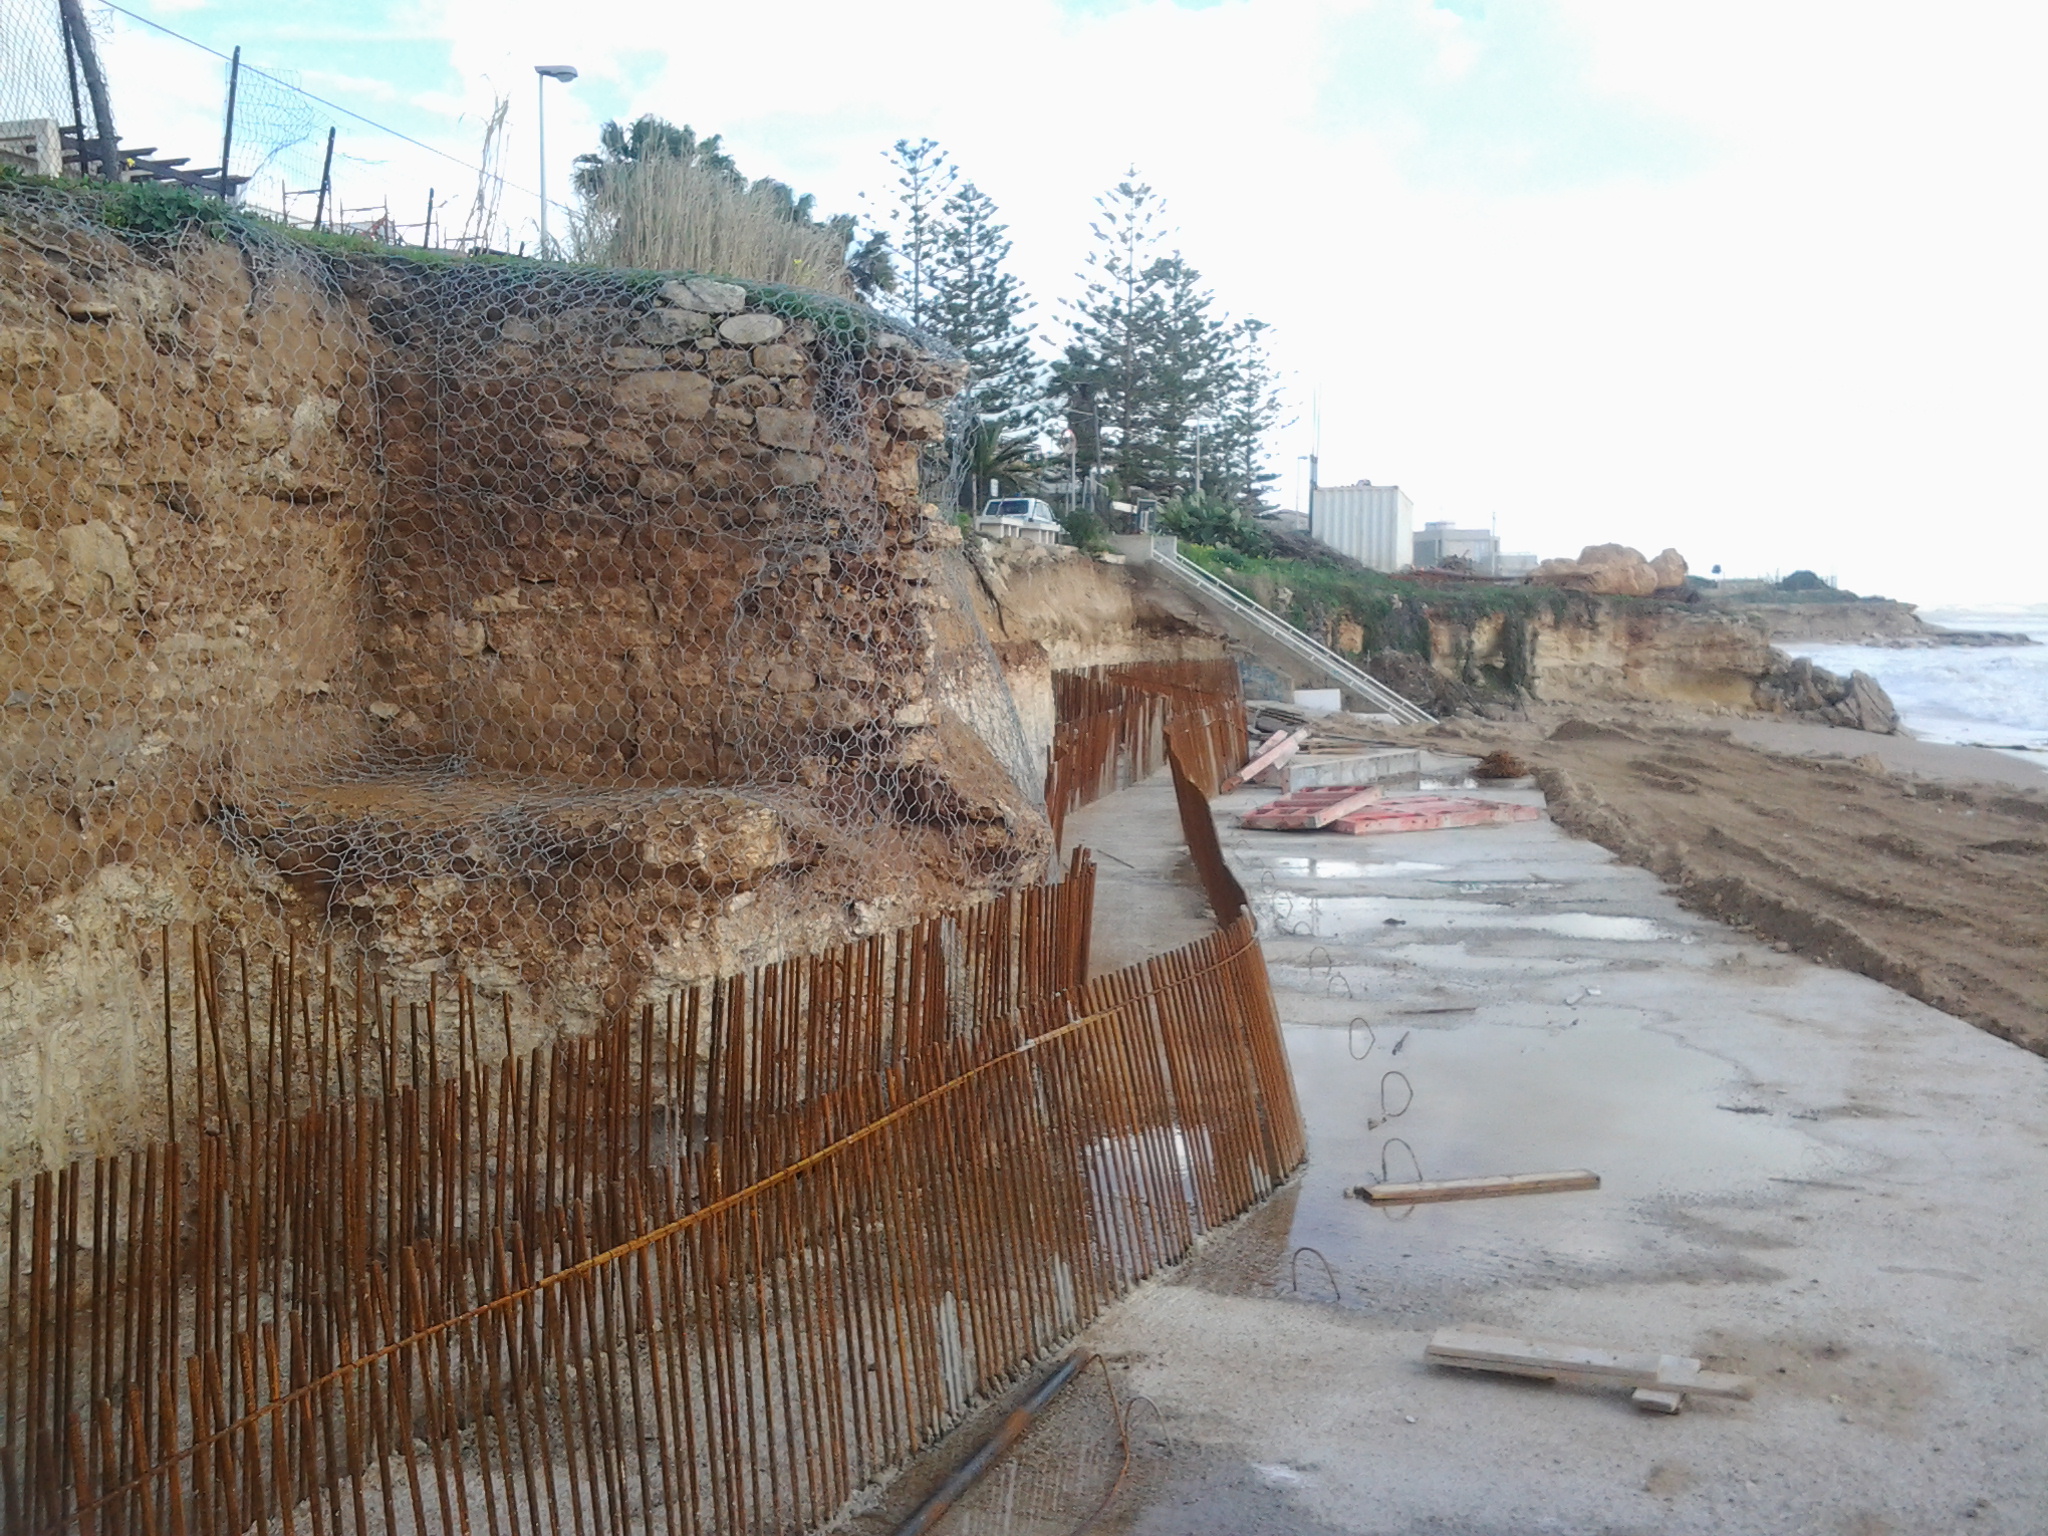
{"left": 1188, "top": 422, "right": 1213, "bottom": 498}
{"left": 533, "top": 64, "right": 578, "bottom": 258}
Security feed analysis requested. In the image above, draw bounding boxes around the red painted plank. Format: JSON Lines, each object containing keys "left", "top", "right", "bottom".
{"left": 1329, "top": 798, "right": 1543, "bottom": 836}
{"left": 1221, "top": 728, "right": 1307, "bottom": 794}
{"left": 1239, "top": 785, "right": 1386, "bottom": 830}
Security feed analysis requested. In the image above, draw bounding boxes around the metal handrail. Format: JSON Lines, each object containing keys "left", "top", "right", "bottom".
{"left": 1149, "top": 546, "right": 1437, "bottom": 724}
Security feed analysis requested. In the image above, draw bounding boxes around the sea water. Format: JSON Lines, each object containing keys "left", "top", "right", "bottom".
{"left": 1789, "top": 605, "right": 2048, "bottom": 763}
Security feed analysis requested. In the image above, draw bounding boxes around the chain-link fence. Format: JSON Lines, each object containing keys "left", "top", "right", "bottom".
{"left": 0, "top": 0, "right": 560, "bottom": 248}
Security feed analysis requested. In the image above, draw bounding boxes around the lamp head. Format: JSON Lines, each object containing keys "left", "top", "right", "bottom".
{"left": 534, "top": 65, "right": 579, "bottom": 82}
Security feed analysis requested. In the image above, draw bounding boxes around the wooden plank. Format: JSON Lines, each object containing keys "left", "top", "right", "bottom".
{"left": 1239, "top": 785, "right": 1385, "bottom": 830}
{"left": 1362, "top": 1170, "right": 1599, "bottom": 1205}
{"left": 1425, "top": 1329, "right": 1754, "bottom": 1401}
{"left": 1220, "top": 729, "right": 1306, "bottom": 794}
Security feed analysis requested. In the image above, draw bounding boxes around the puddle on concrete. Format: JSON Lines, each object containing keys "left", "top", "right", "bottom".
{"left": 1264, "top": 894, "right": 1670, "bottom": 943}
{"left": 1269, "top": 1019, "right": 1832, "bottom": 1283}
{"left": 1266, "top": 858, "right": 1448, "bottom": 879}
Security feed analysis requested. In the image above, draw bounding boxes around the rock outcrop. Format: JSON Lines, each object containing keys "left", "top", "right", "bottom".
{"left": 1754, "top": 652, "right": 1900, "bottom": 733}
{"left": 1531, "top": 543, "right": 1689, "bottom": 597}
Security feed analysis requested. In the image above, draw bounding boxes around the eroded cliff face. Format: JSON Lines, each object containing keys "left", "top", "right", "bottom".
{"left": 0, "top": 192, "right": 1049, "bottom": 1165}
{"left": 1417, "top": 598, "right": 1773, "bottom": 709}
{"left": 957, "top": 538, "right": 1229, "bottom": 792}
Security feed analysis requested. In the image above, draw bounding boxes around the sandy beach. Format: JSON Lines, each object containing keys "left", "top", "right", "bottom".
{"left": 1420, "top": 713, "right": 2048, "bottom": 1054}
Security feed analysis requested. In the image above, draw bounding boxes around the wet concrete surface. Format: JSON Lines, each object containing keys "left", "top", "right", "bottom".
{"left": 1051, "top": 773, "right": 2048, "bottom": 1535}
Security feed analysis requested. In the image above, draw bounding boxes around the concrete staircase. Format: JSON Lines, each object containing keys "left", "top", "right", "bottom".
{"left": 1115, "top": 536, "right": 1437, "bottom": 725}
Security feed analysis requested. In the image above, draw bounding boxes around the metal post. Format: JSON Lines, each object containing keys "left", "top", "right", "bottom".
{"left": 57, "top": 0, "right": 117, "bottom": 179}
{"left": 423, "top": 187, "right": 435, "bottom": 247}
{"left": 313, "top": 127, "right": 335, "bottom": 231}
{"left": 217, "top": 45, "right": 241, "bottom": 201}
{"left": 59, "top": 4, "right": 86, "bottom": 166}
{"left": 535, "top": 72, "right": 547, "bottom": 256}
{"left": 532, "top": 66, "right": 579, "bottom": 260}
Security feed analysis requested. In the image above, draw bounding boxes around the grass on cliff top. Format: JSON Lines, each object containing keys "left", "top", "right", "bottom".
{"left": 1178, "top": 544, "right": 1692, "bottom": 699}
{"left": 1183, "top": 545, "right": 1596, "bottom": 639}
{"left": 1, "top": 172, "right": 896, "bottom": 349}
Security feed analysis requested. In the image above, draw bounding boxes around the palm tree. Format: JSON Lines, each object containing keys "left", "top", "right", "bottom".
{"left": 572, "top": 116, "right": 738, "bottom": 199}
{"left": 962, "top": 420, "right": 1045, "bottom": 508}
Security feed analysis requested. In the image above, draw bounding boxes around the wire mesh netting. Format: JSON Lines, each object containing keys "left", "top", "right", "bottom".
{"left": 1, "top": 181, "right": 1058, "bottom": 1164}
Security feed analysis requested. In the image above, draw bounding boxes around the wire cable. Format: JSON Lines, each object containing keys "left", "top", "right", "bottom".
{"left": 96, "top": 0, "right": 576, "bottom": 216}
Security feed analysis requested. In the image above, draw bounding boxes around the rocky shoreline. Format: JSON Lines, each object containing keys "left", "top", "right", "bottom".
{"left": 1869, "top": 627, "right": 2038, "bottom": 648}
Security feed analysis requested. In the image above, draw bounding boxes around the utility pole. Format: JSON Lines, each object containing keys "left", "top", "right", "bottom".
{"left": 217, "top": 46, "right": 241, "bottom": 201}
{"left": 313, "top": 127, "right": 335, "bottom": 230}
{"left": 57, "top": 0, "right": 118, "bottom": 178}
{"left": 59, "top": 6, "right": 86, "bottom": 160}
{"left": 533, "top": 65, "right": 578, "bottom": 258}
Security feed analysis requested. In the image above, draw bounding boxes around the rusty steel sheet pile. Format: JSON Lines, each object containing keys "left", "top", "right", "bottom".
{"left": 0, "top": 854, "right": 1302, "bottom": 1535}
{"left": 1045, "top": 660, "right": 1247, "bottom": 843}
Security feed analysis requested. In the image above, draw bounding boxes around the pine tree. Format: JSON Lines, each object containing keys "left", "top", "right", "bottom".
{"left": 881, "top": 138, "right": 956, "bottom": 329}
{"left": 1054, "top": 173, "right": 1167, "bottom": 481}
{"left": 1207, "top": 319, "right": 1289, "bottom": 509}
{"left": 929, "top": 179, "right": 1043, "bottom": 441}
{"left": 1119, "top": 252, "right": 1229, "bottom": 496}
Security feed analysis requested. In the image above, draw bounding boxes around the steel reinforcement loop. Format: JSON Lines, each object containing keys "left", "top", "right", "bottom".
{"left": 1289, "top": 1245, "right": 1341, "bottom": 1302}
{"left": 1380, "top": 1069, "right": 1414, "bottom": 1121}
{"left": 43, "top": 913, "right": 1288, "bottom": 1534}
{"left": 1347, "top": 1017, "right": 1377, "bottom": 1060}
{"left": 1380, "top": 1137, "right": 1423, "bottom": 1185}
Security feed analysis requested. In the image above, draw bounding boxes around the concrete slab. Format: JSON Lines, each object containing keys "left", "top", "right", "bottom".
{"left": 1044, "top": 773, "right": 2048, "bottom": 1534}
{"left": 1270, "top": 748, "right": 1423, "bottom": 791}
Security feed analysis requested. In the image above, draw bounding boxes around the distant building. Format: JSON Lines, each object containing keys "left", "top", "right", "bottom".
{"left": 1310, "top": 481, "right": 1413, "bottom": 572}
{"left": 0, "top": 119, "right": 63, "bottom": 177}
{"left": 1494, "top": 552, "right": 1541, "bottom": 578}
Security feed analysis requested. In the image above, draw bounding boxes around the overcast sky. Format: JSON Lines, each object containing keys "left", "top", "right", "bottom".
{"left": 83, "top": 0, "right": 2048, "bottom": 604}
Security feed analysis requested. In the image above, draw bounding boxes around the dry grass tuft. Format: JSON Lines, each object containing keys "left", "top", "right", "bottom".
{"left": 571, "top": 155, "right": 853, "bottom": 295}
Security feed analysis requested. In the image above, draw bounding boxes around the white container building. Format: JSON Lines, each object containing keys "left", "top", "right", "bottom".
{"left": 1310, "top": 481, "right": 1413, "bottom": 572}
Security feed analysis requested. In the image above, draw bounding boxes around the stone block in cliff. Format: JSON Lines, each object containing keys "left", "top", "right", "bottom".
{"left": 659, "top": 277, "right": 747, "bottom": 314}
{"left": 56, "top": 521, "right": 137, "bottom": 605}
{"left": 613, "top": 370, "right": 713, "bottom": 419}
{"left": 633, "top": 793, "right": 790, "bottom": 884}
{"left": 717, "top": 313, "right": 786, "bottom": 345}
{"left": 48, "top": 387, "right": 123, "bottom": 456}
{"left": 754, "top": 406, "right": 816, "bottom": 451}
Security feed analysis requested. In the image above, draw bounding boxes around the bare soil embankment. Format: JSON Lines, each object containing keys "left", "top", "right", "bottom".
{"left": 1525, "top": 724, "right": 2048, "bottom": 1053}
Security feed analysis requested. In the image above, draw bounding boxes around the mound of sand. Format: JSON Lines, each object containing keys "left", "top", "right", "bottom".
{"left": 1530, "top": 728, "right": 2048, "bottom": 1053}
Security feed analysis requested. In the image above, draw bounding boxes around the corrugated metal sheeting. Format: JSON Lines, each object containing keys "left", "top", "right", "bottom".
{"left": 1309, "top": 482, "right": 1414, "bottom": 571}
